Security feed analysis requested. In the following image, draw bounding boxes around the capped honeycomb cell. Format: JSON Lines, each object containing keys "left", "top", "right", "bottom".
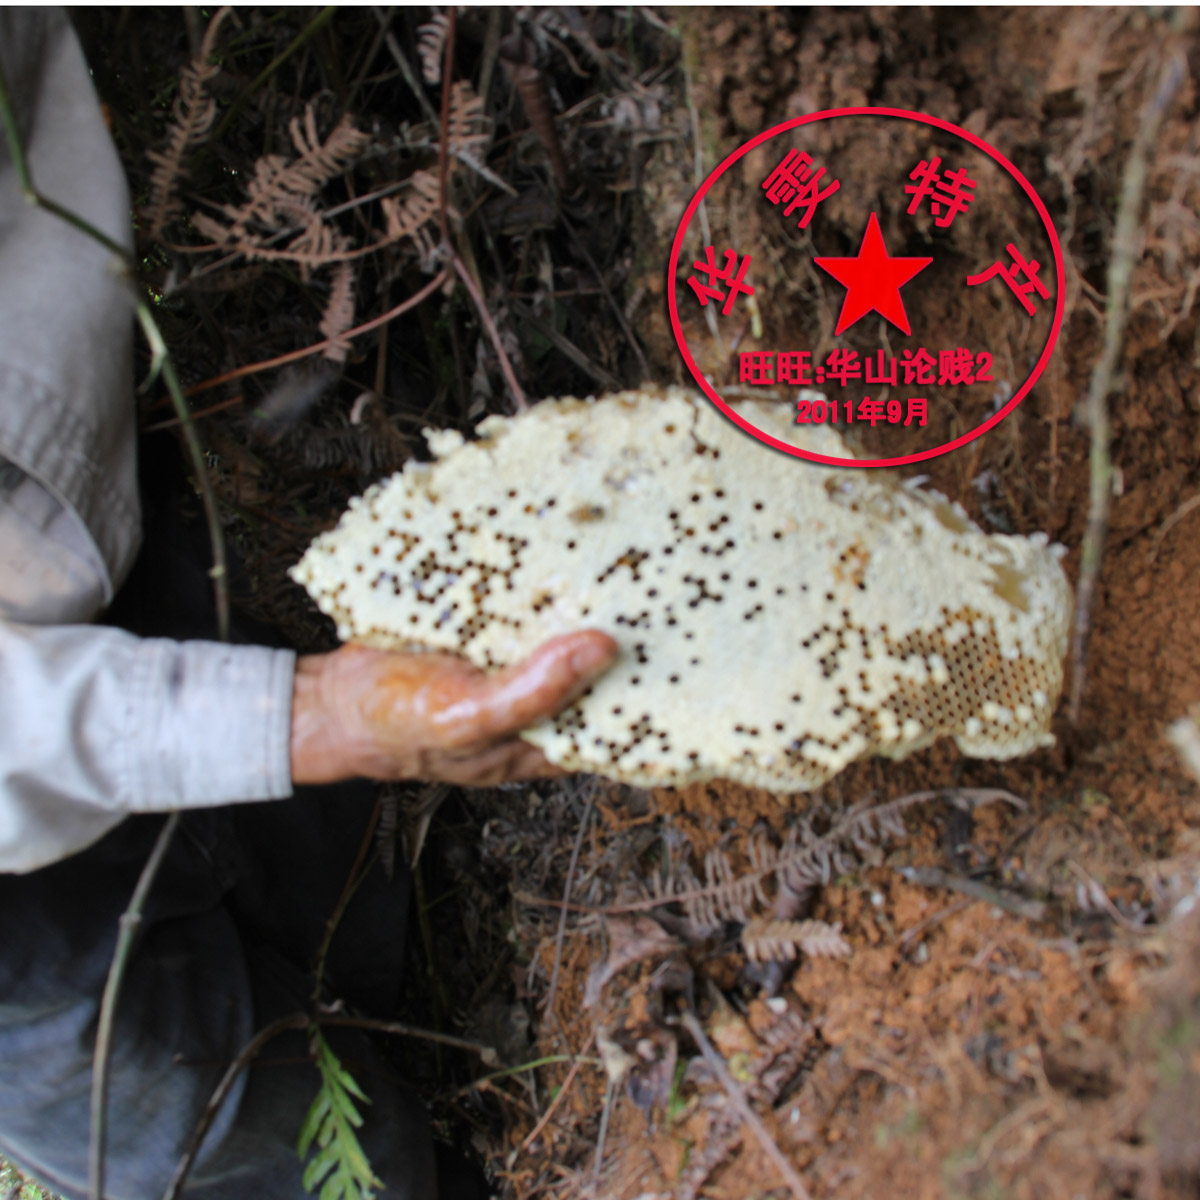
{"left": 291, "top": 387, "right": 1072, "bottom": 791}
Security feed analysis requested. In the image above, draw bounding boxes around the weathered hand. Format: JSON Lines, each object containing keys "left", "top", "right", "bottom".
{"left": 289, "top": 631, "right": 618, "bottom": 787}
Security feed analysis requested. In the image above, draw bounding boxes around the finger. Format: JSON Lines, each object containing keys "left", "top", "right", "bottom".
{"left": 426, "top": 738, "right": 564, "bottom": 786}
{"left": 436, "top": 630, "right": 619, "bottom": 746}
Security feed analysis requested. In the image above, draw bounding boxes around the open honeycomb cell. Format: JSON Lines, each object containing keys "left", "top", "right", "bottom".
{"left": 291, "top": 387, "right": 1072, "bottom": 791}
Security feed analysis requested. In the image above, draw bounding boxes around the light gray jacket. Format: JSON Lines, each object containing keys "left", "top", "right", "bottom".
{"left": 0, "top": 10, "right": 295, "bottom": 872}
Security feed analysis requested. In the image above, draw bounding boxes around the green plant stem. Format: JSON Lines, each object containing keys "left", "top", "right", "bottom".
{"left": 162, "top": 1012, "right": 311, "bottom": 1200}
{"left": 211, "top": 6, "right": 338, "bottom": 143}
{"left": 312, "top": 846, "right": 380, "bottom": 1006}
{"left": 0, "top": 62, "right": 130, "bottom": 262}
{"left": 91, "top": 813, "right": 181, "bottom": 1200}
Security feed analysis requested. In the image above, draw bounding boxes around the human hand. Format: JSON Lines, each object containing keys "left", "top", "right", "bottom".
{"left": 289, "top": 631, "right": 619, "bottom": 787}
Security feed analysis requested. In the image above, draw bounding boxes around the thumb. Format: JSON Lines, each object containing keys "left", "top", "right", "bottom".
{"left": 438, "top": 631, "right": 619, "bottom": 746}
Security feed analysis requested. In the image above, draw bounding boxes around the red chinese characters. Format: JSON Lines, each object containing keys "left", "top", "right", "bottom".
{"left": 738, "top": 348, "right": 993, "bottom": 388}
{"left": 761, "top": 149, "right": 840, "bottom": 229}
{"left": 687, "top": 246, "right": 755, "bottom": 315}
{"left": 904, "top": 155, "right": 977, "bottom": 227}
{"left": 966, "top": 243, "right": 1050, "bottom": 316}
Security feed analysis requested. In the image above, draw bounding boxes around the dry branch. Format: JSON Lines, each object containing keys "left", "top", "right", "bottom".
{"left": 681, "top": 1011, "right": 812, "bottom": 1200}
{"left": 1070, "top": 47, "right": 1187, "bottom": 720}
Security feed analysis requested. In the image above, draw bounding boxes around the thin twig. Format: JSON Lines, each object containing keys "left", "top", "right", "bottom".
{"left": 136, "top": 304, "right": 230, "bottom": 641}
{"left": 590, "top": 1079, "right": 617, "bottom": 1194}
{"left": 312, "top": 848, "right": 380, "bottom": 1006}
{"left": 898, "top": 866, "right": 1048, "bottom": 923}
{"left": 437, "top": 6, "right": 457, "bottom": 251}
{"left": 1070, "top": 48, "right": 1186, "bottom": 721}
{"left": 320, "top": 1014, "right": 500, "bottom": 1065}
{"left": 520, "top": 1027, "right": 598, "bottom": 1152}
{"left": 162, "top": 1012, "right": 311, "bottom": 1200}
{"left": 545, "top": 786, "right": 596, "bottom": 1043}
{"left": 374, "top": 8, "right": 440, "bottom": 124}
{"left": 680, "top": 1010, "right": 812, "bottom": 1200}
{"left": 91, "top": 814, "right": 181, "bottom": 1200}
{"left": 183, "top": 268, "right": 449, "bottom": 397}
{"left": 442, "top": 1054, "right": 587, "bottom": 1102}
{"left": 898, "top": 897, "right": 973, "bottom": 951}
{"left": 209, "top": 6, "right": 338, "bottom": 144}
{"left": 509, "top": 298, "right": 621, "bottom": 392}
{"left": 142, "top": 393, "right": 243, "bottom": 433}
{"left": 1145, "top": 492, "right": 1200, "bottom": 563}
{"left": 453, "top": 253, "right": 529, "bottom": 411}
{"left": 562, "top": 214, "right": 650, "bottom": 380}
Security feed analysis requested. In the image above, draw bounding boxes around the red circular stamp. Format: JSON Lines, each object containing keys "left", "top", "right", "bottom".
{"left": 667, "top": 107, "right": 1065, "bottom": 468}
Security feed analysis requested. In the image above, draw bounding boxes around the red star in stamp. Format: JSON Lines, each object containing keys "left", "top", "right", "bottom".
{"left": 814, "top": 212, "right": 932, "bottom": 335}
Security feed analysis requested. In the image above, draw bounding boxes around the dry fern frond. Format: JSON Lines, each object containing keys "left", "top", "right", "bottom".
{"left": 380, "top": 169, "right": 441, "bottom": 243}
{"left": 445, "top": 80, "right": 489, "bottom": 157}
{"left": 417, "top": 11, "right": 450, "bottom": 85}
{"left": 648, "top": 845, "right": 769, "bottom": 935}
{"left": 143, "top": 6, "right": 231, "bottom": 239}
{"left": 319, "top": 261, "right": 357, "bottom": 363}
{"left": 634, "top": 793, "right": 934, "bottom": 936}
{"left": 196, "top": 107, "right": 369, "bottom": 259}
{"left": 284, "top": 109, "right": 372, "bottom": 197}
{"left": 741, "top": 917, "right": 851, "bottom": 963}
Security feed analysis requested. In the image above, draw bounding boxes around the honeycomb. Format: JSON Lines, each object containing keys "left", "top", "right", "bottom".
{"left": 291, "top": 387, "right": 1072, "bottom": 791}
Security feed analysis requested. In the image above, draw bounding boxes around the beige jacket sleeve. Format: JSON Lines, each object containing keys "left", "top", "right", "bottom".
{"left": 0, "top": 9, "right": 295, "bottom": 873}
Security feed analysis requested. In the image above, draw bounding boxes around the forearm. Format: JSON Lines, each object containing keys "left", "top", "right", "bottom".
{"left": 0, "top": 620, "right": 295, "bottom": 872}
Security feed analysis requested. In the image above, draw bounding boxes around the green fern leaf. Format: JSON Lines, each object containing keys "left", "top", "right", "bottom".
{"left": 298, "top": 1029, "right": 385, "bottom": 1200}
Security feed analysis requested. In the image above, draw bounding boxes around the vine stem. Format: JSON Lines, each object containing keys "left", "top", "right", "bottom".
{"left": 161, "top": 1012, "right": 311, "bottom": 1200}
{"left": 0, "top": 54, "right": 231, "bottom": 1200}
{"left": 90, "top": 813, "right": 182, "bottom": 1200}
{"left": 1069, "top": 46, "right": 1185, "bottom": 721}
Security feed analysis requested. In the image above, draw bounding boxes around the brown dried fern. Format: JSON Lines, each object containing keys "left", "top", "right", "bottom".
{"left": 417, "top": 11, "right": 451, "bottom": 85}
{"left": 318, "top": 260, "right": 356, "bottom": 363}
{"left": 380, "top": 169, "right": 441, "bottom": 244}
{"left": 195, "top": 108, "right": 369, "bottom": 260}
{"left": 741, "top": 917, "right": 851, "bottom": 963}
{"left": 143, "top": 7, "right": 231, "bottom": 240}
{"left": 191, "top": 84, "right": 486, "bottom": 271}
{"left": 617, "top": 793, "right": 935, "bottom": 935}
{"left": 445, "top": 79, "right": 488, "bottom": 158}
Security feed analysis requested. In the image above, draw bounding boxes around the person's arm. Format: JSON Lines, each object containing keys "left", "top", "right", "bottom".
{"left": 0, "top": 11, "right": 620, "bottom": 877}
{"left": 290, "top": 632, "right": 618, "bottom": 787}
{"left": 0, "top": 617, "right": 618, "bottom": 873}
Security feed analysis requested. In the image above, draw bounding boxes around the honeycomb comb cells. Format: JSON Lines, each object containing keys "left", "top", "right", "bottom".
{"left": 291, "top": 387, "right": 1072, "bottom": 791}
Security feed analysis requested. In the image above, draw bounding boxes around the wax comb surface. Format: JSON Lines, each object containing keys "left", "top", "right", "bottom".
{"left": 292, "top": 387, "right": 1071, "bottom": 790}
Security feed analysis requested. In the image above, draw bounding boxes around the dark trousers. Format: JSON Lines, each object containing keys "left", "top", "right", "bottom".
{"left": 0, "top": 792, "right": 438, "bottom": 1200}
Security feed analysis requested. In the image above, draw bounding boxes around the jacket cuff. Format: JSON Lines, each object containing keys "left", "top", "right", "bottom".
{"left": 125, "top": 641, "right": 296, "bottom": 810}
